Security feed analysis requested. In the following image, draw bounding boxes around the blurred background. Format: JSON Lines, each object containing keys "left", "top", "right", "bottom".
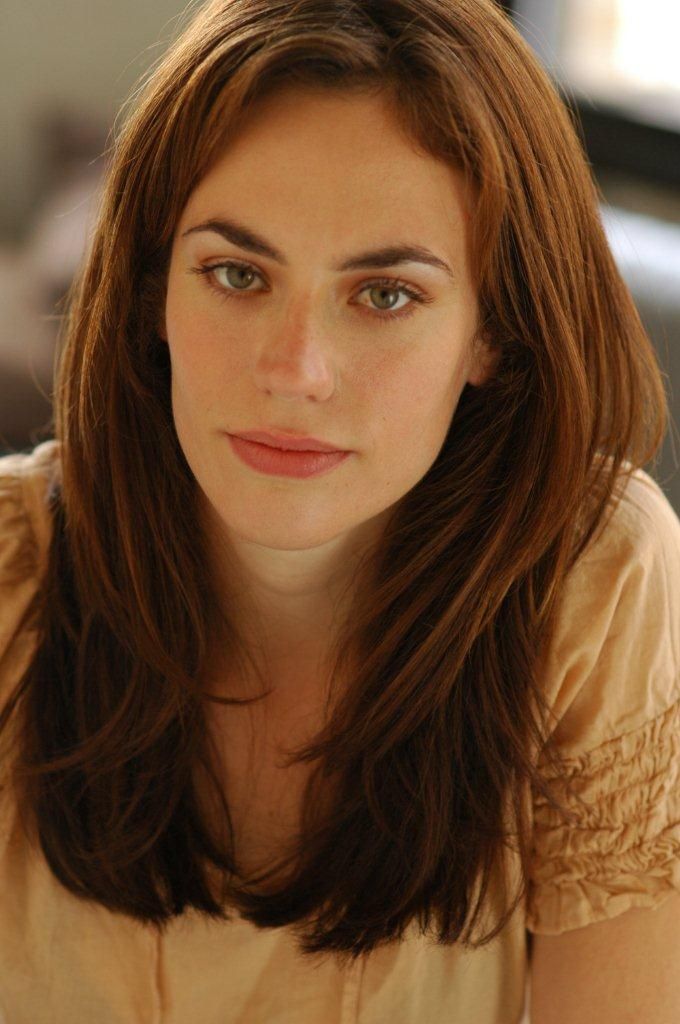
{"left": 1, "top": 0, "right": 679, "bottom": 509}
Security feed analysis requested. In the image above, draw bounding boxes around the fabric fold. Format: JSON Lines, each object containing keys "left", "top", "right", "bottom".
{"left": 527, "top": 696, "right": 680, "bottom": 933}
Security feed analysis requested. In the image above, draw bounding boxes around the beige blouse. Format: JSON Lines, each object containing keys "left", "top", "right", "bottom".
{"left": 1, "top": 439, "right": 679, "bottom": 1024}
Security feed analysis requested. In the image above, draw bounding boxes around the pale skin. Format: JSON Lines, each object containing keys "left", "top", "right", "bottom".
{"left": 529, "top": 892, "right": 680, "bottom": 1024}
{"left": 159, "top": 85, "right": 680, "bottom": 1021}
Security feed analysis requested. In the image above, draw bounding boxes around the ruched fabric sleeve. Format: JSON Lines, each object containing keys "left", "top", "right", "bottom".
{"left": 526, "top": 467, "right": 680, "bottom": 934}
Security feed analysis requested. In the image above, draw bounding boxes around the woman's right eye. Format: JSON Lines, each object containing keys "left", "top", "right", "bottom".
{"left": 190, "top": 260, "right": 264, "bottom": 299}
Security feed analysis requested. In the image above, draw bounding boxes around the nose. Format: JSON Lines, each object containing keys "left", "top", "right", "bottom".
{"left": 252, "top": 307, "right": 337, "bottom": 402}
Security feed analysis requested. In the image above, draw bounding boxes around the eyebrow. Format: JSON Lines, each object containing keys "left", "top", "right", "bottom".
{"left": 181, "top": 217, "right": 456, "bottom": 281}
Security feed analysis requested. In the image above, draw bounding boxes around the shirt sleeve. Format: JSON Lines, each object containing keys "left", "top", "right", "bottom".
{"left": 526, "top": 467, "right": 680, "bottom": 934}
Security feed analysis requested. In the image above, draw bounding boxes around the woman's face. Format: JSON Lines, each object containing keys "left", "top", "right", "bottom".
{"left": 162, "top": 86, "right": 496, "bottom": 562}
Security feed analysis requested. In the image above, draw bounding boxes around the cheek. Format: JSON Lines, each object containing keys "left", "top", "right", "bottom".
{"left": 165, "top": 303, "right": 238, "bottom": 413}
{"left": 365, "top": 344, "right": 469, "bottom": 455}
{"left": 168, "top": 336, "right": 213, "bottom": 416}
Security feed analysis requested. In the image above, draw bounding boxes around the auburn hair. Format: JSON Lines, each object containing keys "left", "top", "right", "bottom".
{"left": 0, "top": 0, "right": 667, "bottom": 964}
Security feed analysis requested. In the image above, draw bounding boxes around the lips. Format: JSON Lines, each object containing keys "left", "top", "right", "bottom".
{"left": 226, "top": 433, "right": 351, "bottom": 479}
{"left": 230, "top": 430, "right": 346, "bottom": 453}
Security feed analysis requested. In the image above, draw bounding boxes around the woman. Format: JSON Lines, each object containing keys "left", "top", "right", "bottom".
{"left": 0, "top": 1, "right": 678, "bottom": 1021}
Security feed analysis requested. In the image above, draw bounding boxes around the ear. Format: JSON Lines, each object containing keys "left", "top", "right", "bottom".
{"left": 467, "top": 331, "right": 501, "bottom": 388}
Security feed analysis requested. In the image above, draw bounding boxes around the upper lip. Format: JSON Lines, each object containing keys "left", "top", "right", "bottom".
{"left": 229, "top": 429, "right": 348, "bottom": 453}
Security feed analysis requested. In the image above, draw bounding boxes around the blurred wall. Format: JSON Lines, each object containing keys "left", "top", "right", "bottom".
{"left": 1, "top": 0, "right": 195, "bottom": 243}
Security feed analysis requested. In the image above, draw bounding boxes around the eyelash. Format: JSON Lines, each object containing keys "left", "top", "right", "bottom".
{"left": 189, "top": 259, "right": 433, "bottom": 323}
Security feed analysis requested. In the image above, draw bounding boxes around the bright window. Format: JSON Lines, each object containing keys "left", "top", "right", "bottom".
{"left": 557, "top": 0, "right": 680, "bottom": 128}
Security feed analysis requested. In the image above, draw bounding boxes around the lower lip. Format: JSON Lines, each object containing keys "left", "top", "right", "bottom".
{"left": 226, "top": 434, "right": 351, "bottom": 478}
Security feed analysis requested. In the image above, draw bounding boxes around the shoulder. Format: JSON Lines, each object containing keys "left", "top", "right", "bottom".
{"left": 539, "top": 463, "right": 680, "bottom": 755}
{"left": 0, "top": 439, "right": 60, "bottom": 644}
{"left": 585, "top": 464, "right": 680, "bottom": 568}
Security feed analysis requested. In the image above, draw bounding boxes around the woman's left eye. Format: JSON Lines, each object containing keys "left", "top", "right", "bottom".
{"left": 189, "top": 260, "right": 433, "bottom": 322}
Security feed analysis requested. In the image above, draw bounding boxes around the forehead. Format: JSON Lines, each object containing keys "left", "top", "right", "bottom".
{"left": 181, "top": 86, "right": 472, "bottom": 241}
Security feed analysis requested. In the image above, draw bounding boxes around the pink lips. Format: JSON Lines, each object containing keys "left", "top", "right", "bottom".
{"left": 226, "top": 433, "right": 351, "bottom": 479}
{"left": 231, "top": 430, "right": 346, "bottom": 453}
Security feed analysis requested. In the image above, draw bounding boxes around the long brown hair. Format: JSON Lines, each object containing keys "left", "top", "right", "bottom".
{"left": 0, "top": 0, "right": 667, "bottom": 963}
